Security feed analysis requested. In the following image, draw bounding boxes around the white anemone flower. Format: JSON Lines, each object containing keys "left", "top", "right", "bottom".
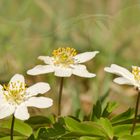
{"left": 27, "top": 47, "right": 99, "bottom": 78}
{"left": 0, "top": 74, "right": 53, "bottom": 120}
{"left": 104, "top": 64, "right": 140, "bottom": 90}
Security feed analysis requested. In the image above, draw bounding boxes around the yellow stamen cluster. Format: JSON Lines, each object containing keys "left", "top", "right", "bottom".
{"left": 52, "top": 47, "right": 77, "bottom": 67}
{"left": 132, "top": 66, "right": 140, "bottom": 81}
{"left": 3, "top": 81, "right": 26, "bottom": 104}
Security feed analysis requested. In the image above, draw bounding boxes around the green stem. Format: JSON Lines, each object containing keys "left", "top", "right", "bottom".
{"left": 131, "top": 90, "right": 140, "bottom": 135}
{"left": 58, "top": 77, "right": 64, "bottom": 116}
{"left": 11, "top": 115, "right": 15, "bottom": 140}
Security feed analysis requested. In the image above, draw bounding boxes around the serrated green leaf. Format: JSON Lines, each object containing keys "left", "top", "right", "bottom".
{"left": 37, "top": 122, "right": 66, "bottom": 140}
{"left": 90, "top": 100, "right": 102, "bottom": 121}
{"left": 111, "top": 108, "right": 134, "bottom": 125}
{"left": 37, "top": 128, "right": 49, "bottom": 140}
{"left": 102, "top": 102, "right": 118, "bottom": 117}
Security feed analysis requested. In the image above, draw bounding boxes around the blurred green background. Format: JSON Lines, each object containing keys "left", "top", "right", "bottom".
{"left": 0, "top": 0, "right": 140, "bottom": 116}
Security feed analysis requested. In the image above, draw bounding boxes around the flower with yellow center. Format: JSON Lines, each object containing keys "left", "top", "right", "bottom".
{"left": 104, "top": 64, "right": 140, "bottom": 90}
{"left": 52, "top": 47, "right": 77, "bottom": 67}
{"left": 3, "top": 81, "right": 26, "bottom": 105}
{"left": 27, "top": 47, "right": 99, "bottom": 78}
{"left": 0, "top": 74, "right": 53, "bottom": 120}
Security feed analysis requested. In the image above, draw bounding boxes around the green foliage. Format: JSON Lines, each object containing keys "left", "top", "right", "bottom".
{"left": 114, "top": 124, "right": 140, "bottom": 137}
{"left": 96, "top": 118, "right": 114, "bottom": 139}
{"left": 90, "top": 100, "right": 102, "bottom": 120}
{"left": 25, "top": 102, "right": 140, "bottom": 140}
{"left": 90, "top": 99, "right": 118, "bottom": 121}
{"left": 25, "top": 115, "right": 52, "bottom": 130}
{"left": 0, "top": 118, "right": 32, "bottom": 139}
{"left": 111, "top": 108, "right": 134, "bottom": 125}
{"left": 0, "top": 136, "right": 26, "bottom": 140}
{"left": 102, "top": 102, "right": 119, "bottom": 118}
{"left": 118, "top": 135, "right": 140, "bottom": 140}
{"left": 64, "top": 117, "right": 106, "bottom": 138}
{"left": 80, "top": 137, "right": 102, "bottom": 140}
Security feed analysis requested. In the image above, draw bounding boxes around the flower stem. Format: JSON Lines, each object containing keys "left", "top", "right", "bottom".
{"left": 58, "top": 77, "right": 64, "bottom": 116}
{"left": 11, "top": 115, "right": 15, "bottom": 140}
{"left": 131, "top": 90, "right": 140, "bottom": 135}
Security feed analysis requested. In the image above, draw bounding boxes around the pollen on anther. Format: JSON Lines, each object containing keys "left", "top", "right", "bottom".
{"left": 52, "top": 47, "right": 77, "bottom": 67}
{"left": 132, "top": 66, "right": 140, "bottom": 81}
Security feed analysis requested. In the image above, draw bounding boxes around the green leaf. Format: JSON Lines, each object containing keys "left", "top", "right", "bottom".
{"left": 59, "top": 132, "right": 85, "bottom": 139}
{"left": 64, "top": 117, "right": 108, "bottom": 138}
{"left": 37, "top": 128, "right": 49, "bottom": 140}
{"left": 102, "top": 102, "right": 118, "bottom": 117}
{"left": 113, "top": 124, "right": 140, "bottom": 137}
{"left": 100, "top": 89, "right": 110, "bottom": 103}
{"left": 80, "top": 136, "right": 103, "bottom": 140}
{"left": 47, "top": 122, "right": 66, "bottom": 137}
{"left": 25, "top": 116, "right": 52, "bottom": 125}
{"left": 0, "top": 118, "right": 32, "bottom": 137}
{"left": 111, "top": 108, "right": 134, "bottom": 125}
{"left": 90, "top": 100, "right": 102, "bottom": 121}
{"left": 75, "top": 109, "right": 84, "bottom": 121}
{"left": 37, "top": 122, "right": 66, "bottom": 139}
{"left": 118, "top": 135, "right": 140, "bottom": 140}
{"left": 0, "top": 128, "right": 11, "bottom": 138}
{"left": 0, "top": 136, "right": 26, "bottom": 140}
{"left": 28, "top": 134, "right": 35, "bottom": 140}
{"left": 96, "top": 118, "right": 114, "bottom": 139}
{"left": 25, "top": 115, "right": 52, "bottom": 129}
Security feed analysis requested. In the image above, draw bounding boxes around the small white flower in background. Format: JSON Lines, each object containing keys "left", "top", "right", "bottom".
{"left": 104, "top": 64, "right": 140, "bottom": 90}
{"left": 27, "top": 47, "right": 99, "bottom": 78}
{"left": 0, "top": 74, "right": 53, "bottom": 120}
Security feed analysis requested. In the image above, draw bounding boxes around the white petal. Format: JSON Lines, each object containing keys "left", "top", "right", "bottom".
{"left": 104, "top": 64, "right": 134, "bottom": 81}
{"left": 74, "top": 51, "right": 99, "bottom": 63}
{"left": 14, "top": 103, "right": 29, "bottom": 120}
{"left": 0, "top": 84, "right": 3, "bottom": 90}
{"left": 0, "top": 93, "right": 3, "bottom": 99}
{"left": 54, "top": 67, "right": 72, "bottom": 77}
{"left": 0, "top": 93, "right": 6, "bottom": 104}
{"left": 27, "top": 65, "right": 54, "bottom": 75}
{"left": 0, "top": 85, "right": 4, "bottom": 101}
{"left": 9, "top": 74, "right": 25, "bottom": 90}
{"left": 10, "top": 74, "right": 25, "bottom": 84}
{"left": 72, "top": 65, "right": 96, "bottom": 78}
{"left": 26, "top": 82, "right": 50, "bottom": 97}
{"left": 113, "top": 77, "right": 133, "bottom": 85}
{"left": 0, "top": 103, "right": 15, "bottom": 119}
{"left": 0, "top": 91, "right": 8, "bottom": 104}
{"left": 38, "top": 56, "right": 53, "bottom": 64}
{"left": 0, "top": 85, "right": 3, "bottom": 94}
{"left": 26, "top": 97, "right": 53, "bottom": 108}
